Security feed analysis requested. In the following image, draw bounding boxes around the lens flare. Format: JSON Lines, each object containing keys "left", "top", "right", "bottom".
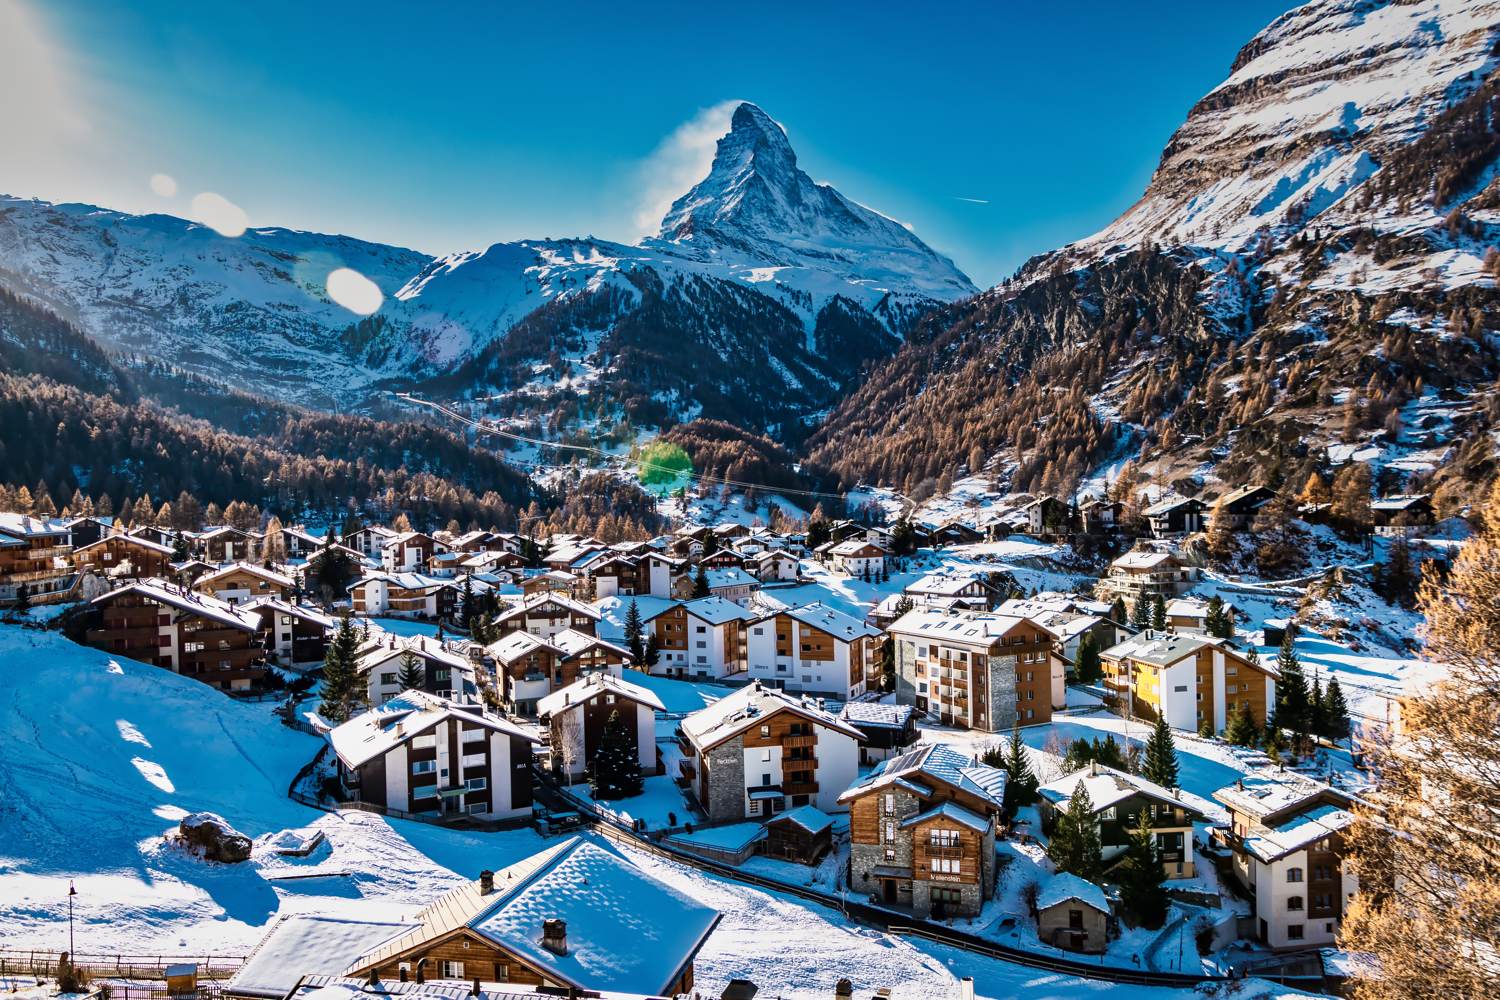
{"left": 190, "top": 191, "right": 247, "bottom": 237}
{"left": 149, "top": 173, "right": 177, "bottom": 197}
{"left": 326, "top": 267, "right": 383, "bottom": 315}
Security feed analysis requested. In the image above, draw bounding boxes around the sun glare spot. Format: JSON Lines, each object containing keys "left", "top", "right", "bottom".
{"left": 190, "top": 191, "right": 248, "bottom": 237}
{"left": 326, "top": 267, "right": 384, "bottom": 315}
{"left": 149, "top": 173, "right": 178, "bottom": 198}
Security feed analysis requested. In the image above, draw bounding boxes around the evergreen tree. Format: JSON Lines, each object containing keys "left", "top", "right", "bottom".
{"left": 590, "top": 709, "right": 643, "bottom": 800}
{"left": 623, "top": 598, "right": 645, "bottom": 666}
{"left": 1150, "top": 593, "right": 1167, "bottom": 631}
{"left": 397, "top": 650, "right": 424, "bottom": 691}
{"left": 644, "top": 632, "right": 661, "bottom": 669}
{"left": 1309, "top": 676, "right": 1327, "bottom": 740}
{"left": 1000, "top": 721, "right": 1039, "bottom": 819}
{"left": 462, "top": 573, "right": 476, "bottom": 629}
{"left": 171, "top": 534, "right": 190, "bottom": 562}
{"left": 1047, "top": 785, "right": 1103, "bottom": 880}
{"left": 1204, "top": 595, "right": 1234, "bottom": 639}
{"left": 1143, "top": 714, "right": 1180, "bottom": 789}
{"left": 1110, "top": 596, "right": 1128, "bottom": 626}
{"left": 1074, "top": 631, "right": 1103, "bottom": 683}
{"left": 1130, "top": 596, "right": 1153, "bottom": 630}
{"left": 1274, "top": 629, "right": 1310, "bottom": 749}
{"left": 1323, "top": 677, "right": 1351, "bottom": 741}
{"left": 692, "top": 563, "right": 710, "bottom": 598}
{"left": 1117, "top": 810, "right": 1169, "bottom": 929}
{"left": 1263, "top": 724, "right": 1285, "bottom": 764}
{"left": 320, "top": 614, "right": 365, "bottom": 723}
{"left": 1225, "top": 701, "right": 1259, "bottom": 746}
{"left": 1198, "top": 716, "right": 1214, "bottom": 738}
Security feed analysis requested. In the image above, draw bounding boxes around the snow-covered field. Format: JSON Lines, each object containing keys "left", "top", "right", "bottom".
{"left": 0, "top": 624, "right": 1331, "bottom": 998}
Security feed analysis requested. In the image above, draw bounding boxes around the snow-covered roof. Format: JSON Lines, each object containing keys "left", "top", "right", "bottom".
{"left": 682, "top": 595, "right": 757, "bottom": 625}
{"left": 498, "top": 592, "right": 601, "bottom": 622}
{"left": 1370, "top": 493, "right": 1431, "bottom": 511}
{"left": 536, "top": 670, "right": 664, "bottom": 718}
{"left": 1110, "top": 549, "right": 1179, "bottom": 571}
{"left": 92, "top": 578, "right": 261, "bottom": 631}
{"left": 840, "top": 700, "right": 916, "bottom": 729}
{"left": 551, "top": 627, "right": 631, "bottom": 662}
{"left": 356, "top": 633, "right": 470, "bottom": 675}
{"left": 1242, "top": 803, "right": 1356, "bottom": 863}
{"left": 904, "top": 572, "right": 989, "bottom": 597}
{"left": 1037, "top": 872, "right": 1110, "bottom": 914}
{"left": 899, "top": 800, "right": 991, "bottom": 833}
{"left": 839, "top": 743, "right": 1006, "bottom": 810}
{"left": 0, "top": 512, "right": 68, "bottom": 538}
{"left": 242, "top": 596, "right": 337, "bottom": 630}
{"left": 73, "top": 533, "right": 175, "bottom": 556}
{"left": 680, "top": 681, "right": 863, "bottom": 751}
{"left": 1029, "top": 611, "right": 1103, "bottom": 642}
{"left": 198, "top": 524, "right": 262, "bottom": 540}
{"left": 229, "top": 915, "right": 417, "bottom": 999}
{"left": 349, "top": 571, "right": 456, "bottom": 594}
{"left": 1038, "top": 764, "right": 1202, "bottom": 817}
{"left": 772, "top": 804, "right": 834, "bottom": 835}
{"left": 1213, "top": 767, "right": 1350, "bottom": 823}
{"left": 349, "top": 837, "right": 719, "bottom": 996}
{"left": 704, "top": 566, "right": 758, "bottom": 590}
{"left": 1142, "top": 496, "right": 1202, "bottom": 516}
{"left": 1102, "top": 630, "right": 1210, "bottom": 667}
{"left": 887, "top": 607, "right": 1028, "bottom": 645}
{"left": 197, "top": 561, "right": 296, "bottom": 590}
{"left": 771, "top": 601, "right": 880, "bottom": 640}
{"left": 488, "top": 630, "right": 560, "bottom": 664}
{"left": 328, "top": 691, "right": 533, "bottom": 769}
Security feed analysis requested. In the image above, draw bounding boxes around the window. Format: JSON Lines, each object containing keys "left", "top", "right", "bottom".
{"left": 412, "top": 735, "right": 436, "bottom": 750}
{"left": 1287, "top": 924, "right": 1304, "bottom": 941}
{"left": 467, "top": 802, "right": 487, "bottom": 815}
{"left": 1287, "top": 867, "right": 1303, "bottom": 883}
{"left": 462, "top": 728, "right": 486, "bottom": 743}
{"left": 883, "top": 793, "right": 895, "bottom": 814}
{"left": 381, "top": 672, "right": 397, "bottom": 685}
{"left": 441, "top": 962, "right": 464, "bottom": 979}
{"left": 882, "top": 820, "right": 896, "bottom": 844}
{"left": 761, "top": 748, "right": 771, "bottom": 762}
{"left": 465, "top": 777, "right": 487, "bottom": 791}
{"left": 1287, "top": 896, "right": 1303, "bottom": 911}
{"left": 412, "top": 760, "right": 436, "bottom": 774}
{"left": 930, "top": 857, "right": 960, "bottom": 874}
{"left": 696, "top": 625, "right": 706, "bottom": 633}
{"left": 929, "top": 829, "right": 959, "bottom": 848}
{"left": 760, "top": 724, "right": 770, "bottom": 738}
{"left": 412, "top": 785, "right": 437, "bottom": 799}
{"left": 1174, "top": 684, "right": 1188, "bottom": 693}
{"left": 748, "top": 798, "right": 762, "bottom": 816}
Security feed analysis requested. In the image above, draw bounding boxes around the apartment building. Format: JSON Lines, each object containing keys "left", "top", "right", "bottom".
{"left": 744, "top": 602, "right": 882, "bottom": 699}
{"left": 888, "top": 608, "right": 1058, "bottom": 732}
{"left": 88, "top": 579, "right": 267, "bottom": 691}
{"left": 1038, "top": 762, "right": 1207, "bottom": 878}
{"left": 1100, "top": 630, "right": 1277, "bottom": 734}
{"left": 1094, "top": 548, "right": 1200, "bottom": 610}
{"left": 537, "top": 671, "right": 665, "bottom": 782}
{"left": 0, "top": 512, "right": 75, "bottom": 606}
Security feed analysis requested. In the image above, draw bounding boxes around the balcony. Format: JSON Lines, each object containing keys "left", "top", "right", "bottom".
{"left": 784, "top": 780, "right": 818, "bottom": 795}
{"left": 781, "top": 733, "right": 815, "bottom": 748}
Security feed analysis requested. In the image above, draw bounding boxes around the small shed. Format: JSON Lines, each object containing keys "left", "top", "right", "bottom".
{"left": 1036, "top": 872, "right": 1111, "bottom": 954}
{"left": 761, "top": 805, "right": 834, "bottom": 864}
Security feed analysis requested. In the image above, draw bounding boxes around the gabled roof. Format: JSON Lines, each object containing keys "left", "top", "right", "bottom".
{"left": 92, "top": 578, "right": 261, "bottom": 631}
{"left": 488, "top": 630, "right": 561, "bottom": 664}
{"left": 551, "top": 627, "right": 630, "bottom": 662}
{"left": 347, "top": 837, "right": 719, "bottom": 996}
{"left": 349, "top": 571, "right": 457, "bottom": 594}
{"left": 328, "top": 691, "right": 533, "bottom": 769}
{"left": 680, "top": 681, "right": 863, "bottom": 751}
{"left": 1038, "top": 763, "right": 1204, "bottom": 818}
{"left": 771, "top": 804, "right": 834, "bottom": 836}
{"left": 682, "top": 595, "right": 757, "bottom": 626}
{"left": 771, "top": 601, "right": 880, "bottom": 640}
{"left": 1242, "top": 803, "right": 1355, "bottom": 863}
{"left": 228, "top": 915, "right": 417, "bottom": 1000}
{"left": 0, "top": 512, "right": 69, "bottom": 539}
{"left": 242, "top": 596, "right": 337, "bottom": 630}
{"left": 899, "top": 800, "right": 991, "bottom": 833}
{"left": 1037, "top": 871, "right": 1109, "bottom": 913}
{"left": 73, "top": 533, "right": 175, "bottom": 557}
{"left": 838, "top": 743, "right": 1006, "bottom": 810}
{"left": 1142, "top": 495, "right": 1204, "bottom": 516}
{"left": 703, "top": 566, "right": 758, "bottom": 590}
{"left": 1213, "top": 767, "right": 1351, "bottom": 824}
{"left": 840, "top": 700, "right": 916, "bottom": 729}
{"left": 197, "top": 561, "right": 295, "bottom": 590}
{"left": 536, "top": 670, "right": 665, "bottom": 718}
{"left": 1370, "top": 493, "right": 1432, "bottom": 511}
{"left": 198, "top": 524, "right": 262, "bottom": 540}
{"left": 1110, "top": 548, "right": 1180, "bottom": 571}
{"left": 828, "top": 538, "right": 888, "bottom": 556}
{"left": 905, "top": 572, "right": 991, "bottom": 598}
{"left": 356, "top": 633, "right": 471, "bottom": 675}
{"left": 498, "top": 592, "right": 601, "bottom": 622}
{"left": 1029, "top": 610, "right": 1103, "bottom": 642}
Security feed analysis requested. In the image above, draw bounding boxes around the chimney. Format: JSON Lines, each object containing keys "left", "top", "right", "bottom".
{"left": 470, "top": 979, "right": 480, "bottom": 997}
{"left": 479, "top": 869, "right": 495, "bottom": 894}
{"left": 720, "top": 981, "right": 758, "bottom": 1000}
{"left": 958, "top": 978, "right": 975, "bottom": 1000}
{"left": 1089, "top": 760, "right": 1098, "bottom": 776}
{"left": 834, "top": 980, "right": 853, "bottom": 998}
{"left": 541, "top": 918, "right": 568, "bottom": 956}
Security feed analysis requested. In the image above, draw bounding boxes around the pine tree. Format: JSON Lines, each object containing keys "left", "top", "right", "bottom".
{"left": 1198, "top": 716, "right": 1214, "bottom": 738}
{"left": 1000, "top": 721, "right": 1038, "bottom": 819}
{"left": 1225, "top": 701, "right": 1259, "bottom": 746}
{"left": 320, "top": 614, "right": 365, "bottom": 723}
{"left": 1074, "top": 631, "right": 1102, "bottom": 683}
{"left": 1150, "top": 593, "right": 1167, "bottom": 631}
{"left": 1274, "top": 629, "right": 1310, "bottom": 750}
{"left": 1047, "top": 784, "right": 1103, "bottom": 880}
{"left": 397, "top": 650, "right": 424, "bottom": 691}
{"left": 644, "top": 632, "right": 661, "bottom": 669}
{"left": 1309, "top": 676, "right": 1327, "bottom": 740}
{"left": 590, "top": 709, "right": 643, "bottom": 800}
{"left": 1110, "top": 596, "right": 1128, "bottom": 626}
{"left": 1322, "top": 677, "right": 1351, "bottom": 741}
{"left": 1143, "top": 714, "right": 1179, "bottom": 789}
{"left": 1204, "top": 595, "right": 1234, "bottom": 639}
{"left": 1117, "top": 809, "right": 1169, "bottom": 929}
{"left": 1130, "top": 596, "right": 1153, "bottom": 630}
{"left": 624, "top": 598, "right": 645, "bottom": 666}
{"left": 462, "top": 573, "right": 476, "bottom": 629}
{"left": 692, "top": 563, "right": 710, "bottom": 598}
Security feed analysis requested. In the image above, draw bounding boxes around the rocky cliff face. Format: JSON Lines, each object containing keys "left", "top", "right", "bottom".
{"left": 808, "top": 0, "right": 1500, "bottom": 510}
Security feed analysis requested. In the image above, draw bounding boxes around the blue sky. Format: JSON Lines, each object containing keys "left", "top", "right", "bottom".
{"left": 3, "top": 0, "right": 1294, "bottom": 286}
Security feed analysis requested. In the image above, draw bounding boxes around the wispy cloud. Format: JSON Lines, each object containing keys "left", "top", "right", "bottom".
{"left": 631, "top": 99, "right": 743, "bottom": 237}
{"left": 952, "top": 196, "right": 990, "bottom": 205}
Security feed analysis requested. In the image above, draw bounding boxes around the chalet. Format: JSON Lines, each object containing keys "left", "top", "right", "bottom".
{"left": 821, "top": 538, "right": 887, "bottom": 577}
{"left": 1027, "top": 609, "right": 1110, "bottom": 694}
{"left": 839, "top": 701, "right": 919, "bottom": 764}
{"left": 195, "top": 562, "right": 296, "bottom": 604}
{"left": 1036, "top": 873, "right": 1111, "bottom": 953}
{"left": 461, "top": 550, "right": 527, "bottom": 575}
{"left": 1020, "top": 495, "right": 1072, "bottom": 537}
{"left": 358, "top": 632, "right": 476, "bottom": 705}
{"left": 87, "top": 579, "right": 267, "bottom": 691}
{"left": 350, "top": 572, "right": 459, "bottom": 619}
{"left": 494, "top": 593, "right": 600, "bottom": 639}
{"left": 588, "top": 552, "right": 677, "bottom": 599}
{"left": 1166, "top": 596, "right": 1235, "bottom": 634}
{"left": 1039, "top": 763, "right": 1207, "bottom": 878}
{"left": 840, "top": 743, "right": 1006, "bottom": 918}
{"left": 328, "top": 691, "right": 536, "bottom": 821}
{"left": 518, "top": 569, "right": 580, "bottom": 598}
{"left": 672, "top": 566, "right": 760, "bottom": 604}
{"left": 281, "top": 525, "right": 325, "bottom": 560}
{"left": 1213, "top": 769, "right": 1358, "bottom": 951}
{"left": 761, "top": 804, "right": 835, "bottom": 864}
{"left": 130, "top": 524, "right": 180, "bottom": 548}
{"left": 903, "top": 572, "right": 997, "bottom": 611}
{"left": 244, "top": 597, "right": 335, "bottom": 667}
{"left": 745, "top": 601, "right": 882, "bottom": 699}
{"left": 488, "top": 628, "right": 628, "bottom": 715}
{"left": 1370, "top": 493, "right": 1435, "bottom": 537}
{"left": 1215, "top": 485, "right": 1277, "bottom": 530}
{"left": 668, "top": 596, "right": 753, "bottom": 679}
{"left": 1094, "top": 548, "right": 1200, "bottom": 609}
{"left": 71, "top": 533, "right": 175, "bottom": 582}
{"left": 749, "top": 549, "right": 800, "bottom": 582}
{"left": 887, "top": 608, "right": 1058, "bottom": 732}
{"left": 1079, "top": 498, "right": 1122, "bottom": 534}
{"left": 0, "top": 512, "right": 75, "bottom": 607}
{"left": 197, "top": 525, "right": 262, "bottom": 564}
{"left": 537, "top": 671, "right": 665, "bottom": 782}
{"left": 344, "top": 837, "right": 720, "bottom": 996}
{"left": 826, "top": 520, "right": 891, "bottom": 547}
{"left": 712, "top": 522, "right": 752, "bottom": 541}
{"left": 382, "top": 532, "right": 445, "bottom": 573}
{"left": 1142, "top": 496, "right": 1207, "bottom": 538}
{"left": 61, "top": 515, "right": 114, "bottom": 549}
{"left": 930, "top": 520, "right": 983, "bottom": 547}
{"left": 1100, "top": 630, "right": 1277, "bottom": 734}
{"left": 172, "top": 558, "right": 218, "bottom": 584}
{"left": 676, "top": 681, "right": 862, "bottom": 821}
{"left": 700, "top": 548, "right": 745, "bottom": 570}
{"left": 425, "top": 551, "right": 469, "bottom": 578}
{"left": 343, "top": 524, "right": 398, "bottom": 559}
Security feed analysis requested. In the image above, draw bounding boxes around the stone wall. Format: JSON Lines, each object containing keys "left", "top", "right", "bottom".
{"left": 986, "top": 652, "right": 1019, "bottom": 731}
{"left": 704, "top": 737, "right": 746, "bottom": 822}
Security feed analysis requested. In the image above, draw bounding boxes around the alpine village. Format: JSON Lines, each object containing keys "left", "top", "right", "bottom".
{"left": 1, "top": 2, "right": 1498, "bottom": 1000}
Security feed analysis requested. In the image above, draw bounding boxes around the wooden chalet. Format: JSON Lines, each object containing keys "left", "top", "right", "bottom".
{"left": 761, "top": 804, "right": 835, "bottom": 864}
{"left": 88, "top": 579, "right": 268, "bottom": 691}
{"left": 195, "top": 562, "right": 296, "bottom": 604}
{"left": 1039, "top": 762, "right": 1206, "bottom": 878}
{"left": 196, "top": 525, "right": 262, "bottom": 564}
{"left": 536, "top": 671, "right": 665, "bottom": 782}
{"left": 71, "top": 533, "right": 175, "bottom": 581}
{"left": 0, "top": 512, "right": 75, "bottom": 607}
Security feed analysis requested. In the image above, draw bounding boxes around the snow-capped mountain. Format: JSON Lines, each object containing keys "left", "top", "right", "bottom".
{"left": 0, "top": 103, "right": 972, "bottom": 435}
{"left": 809, "top": 0, "right": 1500, "bottom": 512}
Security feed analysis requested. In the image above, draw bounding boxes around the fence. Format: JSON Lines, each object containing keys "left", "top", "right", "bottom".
{"left": 0, "top": 948, "right": 245, "bottom": 982}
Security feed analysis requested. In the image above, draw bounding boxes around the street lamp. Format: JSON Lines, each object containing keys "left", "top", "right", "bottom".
{"left": 68, "top": 881, "right": 77, "bottom": 956}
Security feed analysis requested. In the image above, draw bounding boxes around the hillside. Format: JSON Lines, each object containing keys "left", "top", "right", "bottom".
{"left": 807, "top": 0, "right": 1500, "bottom": 510}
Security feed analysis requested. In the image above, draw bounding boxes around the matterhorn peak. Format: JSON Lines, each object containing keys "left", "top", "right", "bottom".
{"left": 652, "top": 102, "right": 975, "bottom": 300}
